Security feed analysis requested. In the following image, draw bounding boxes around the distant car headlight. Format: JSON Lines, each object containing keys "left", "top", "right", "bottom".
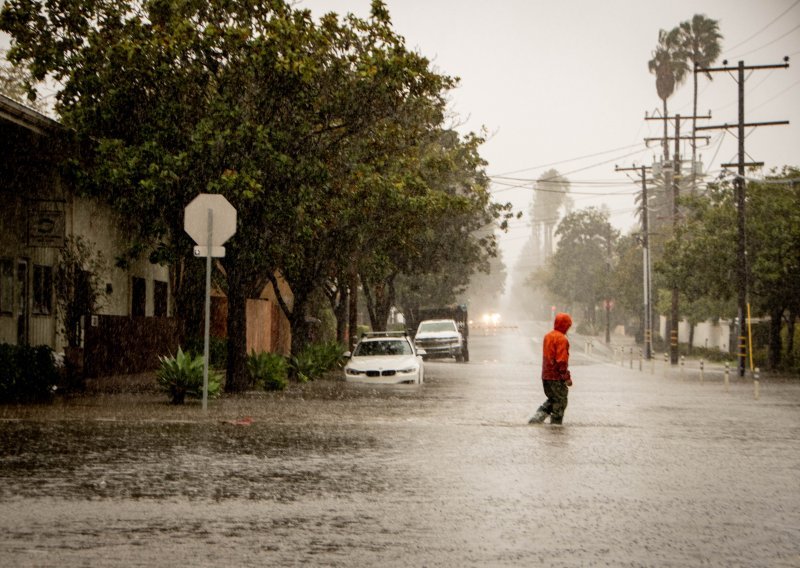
{"left": 397, "top": 366, "right": 419, "bottom": 374}
{"left": 345, "top": 367, "right": 365, "bottom": 375}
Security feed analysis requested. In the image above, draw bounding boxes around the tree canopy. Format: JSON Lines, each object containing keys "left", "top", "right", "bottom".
{"left": 0, "top": 0, "right": 508, "bottom": 388}
{"left": 538, "top": 207, "right": 619, "bottom": 328}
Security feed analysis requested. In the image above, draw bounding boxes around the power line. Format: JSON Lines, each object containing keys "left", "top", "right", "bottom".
{"left": 490, "top": 183, "right": 637, "bottom": 197}
{"left": 488, "top": 146, "right": 651, "bottom": 194}
{"left": 489, "top": 142, "right": 644, "bottom": 177}
{"left": 492, "top": 176, "right": 641, "bottom": 185}
{"left": 722, "top": 0, "right": 800, "bottom": 56}
{"left": 727, "top": 21, "right": 800, "bottom": 60}
{"left": 749, "top": 77, "right": 800, "bottom": 112}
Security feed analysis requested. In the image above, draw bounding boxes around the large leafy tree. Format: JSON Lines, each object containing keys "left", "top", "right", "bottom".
{"left": 0, "top": 50, "right": 49, "bottom": 113}
{"left": 745, "top": 168, "right": 800, "bottom": 369}
{"left": 648, "top": 27, "right": 689, "bottom": 161}
{"left": 658, "top": 168, "right": 800, "bottom": 369}
{"left": 0, "top": 0, "right": 475, "bottom": 388}
{"left": 539, "top": 207, "right": 619, "bottom": 328}
{"left": 358, "top": 128, "right": 507, "bottom": 331}
{"left": 610, "top": 232, "right": 645, "bottom": 338}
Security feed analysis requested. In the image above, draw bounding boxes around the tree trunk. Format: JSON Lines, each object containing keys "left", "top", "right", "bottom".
{"left": 787, "top": 309, "right": 796, "bottom": 363}
{"left": 374, "top": 275, "right": 396, "bottom": 331}
{"left": 768, "top": 307, "right": 783, "bottom": 371}
{"left": 691, "top": 64, "right": 698, "bottom": 194}
{"left": 348, "top": 269, "right": 359, "bottom": 351}
{"left": 323, "top": 276, "right": 348, "bottom": 346}
{"left": 688, "top": 322, "right": 695, "bottom": 355}
{"left": 334, "top": 284, "right": 348, "bottom": 346}
{"left": 361, "top": 273, "right": 396, "bottom": 332}
{"left": 662, "top": 98, "right": 670, "bottom": 162}
{"left": 225, "top": 264, "right": 250, "bottom": 392}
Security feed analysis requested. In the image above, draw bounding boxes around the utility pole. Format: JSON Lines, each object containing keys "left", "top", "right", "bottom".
{"left": 645, "top": 113, "right": 711, "bottom": 365}
{"left": 615, "top": 164, "right": 654, "bottom": 359}
{"left": 695, "top": 58, "right": 790, "bottom": 377}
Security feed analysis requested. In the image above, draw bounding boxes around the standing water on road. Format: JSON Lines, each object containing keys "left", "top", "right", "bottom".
{"left": 1, "top": 322, "right": 799, "bottom": 567}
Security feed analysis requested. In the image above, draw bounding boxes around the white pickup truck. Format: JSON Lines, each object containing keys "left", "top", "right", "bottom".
{"left": 413, "top": 319, "right": 468, "bottom": 362}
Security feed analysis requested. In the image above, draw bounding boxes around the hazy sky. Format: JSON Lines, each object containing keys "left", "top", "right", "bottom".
{"left": 3, "top": 1, "right": 798, "bottom": 272}
{"left": 299, "top": 0, "right": 800, "bottom": 271}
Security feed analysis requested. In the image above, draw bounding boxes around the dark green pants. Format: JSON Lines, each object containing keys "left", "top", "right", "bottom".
{"left": 537, "top": 380, "right": 569, "bottom": 424}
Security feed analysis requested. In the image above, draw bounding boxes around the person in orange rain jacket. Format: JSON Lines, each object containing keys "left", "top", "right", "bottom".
{"left": 529, "top": 312, "right": 573, "bottom": 425}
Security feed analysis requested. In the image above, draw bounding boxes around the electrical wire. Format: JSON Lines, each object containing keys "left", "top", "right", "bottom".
{"left": 726, "top": 21, "right": 800, "bottom": 60}
{"left": 749, "top": 78, "right": 800, "bottom": 112}
{"left": 722, "top": 0, "right": 800, "bottom": 56}
{"left": 488, "top": 146, "right": 651, "bottom": 194}
{"left": 489, "top": 143, "right": 645, "bottom": 177}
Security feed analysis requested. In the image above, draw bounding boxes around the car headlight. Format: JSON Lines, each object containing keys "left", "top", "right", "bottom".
{"left": 345, "top": 367, "right": 365, "bottom": 375}
{"left": 397, "top": 366, "right": 419, "bottom": 374}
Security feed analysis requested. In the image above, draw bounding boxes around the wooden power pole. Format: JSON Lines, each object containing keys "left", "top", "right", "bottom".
{"left": 696, "top": 58, "right": 790, "bottom": 377}
{"left": 615, "top": 164, "right": 654, "bottom": 359}
{"left": 645, "top": 114, "right": 710, "bottom": 364}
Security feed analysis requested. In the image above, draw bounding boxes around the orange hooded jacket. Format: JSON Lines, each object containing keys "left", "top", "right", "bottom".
{"left": 541, "top": 312, "right": 572, "bottom": 381}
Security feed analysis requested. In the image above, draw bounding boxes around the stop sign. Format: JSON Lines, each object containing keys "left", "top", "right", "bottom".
{"left": 184, "top": 194, "right": 237, "bottom": 246}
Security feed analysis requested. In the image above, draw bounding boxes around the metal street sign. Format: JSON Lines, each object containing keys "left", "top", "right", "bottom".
{"left": 183, "top": 193, "right": 237, "bottom": 411}
{"left": 184, "top": 193, "right": 237, "bottom": 246}
{"left": 193, "top": 245, "right": 226, "bottom": 258}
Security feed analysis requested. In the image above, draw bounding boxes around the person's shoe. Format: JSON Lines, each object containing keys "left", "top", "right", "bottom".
{"left": 528, "top": 410, "right": 548, "bottom": 424}
{"left": 549, "top": 416, "right": 563, "bottom": 425}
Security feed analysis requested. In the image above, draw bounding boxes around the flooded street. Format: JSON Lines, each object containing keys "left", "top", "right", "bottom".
{"left": 1, "top": 323, "right": 799, "bottom": 567}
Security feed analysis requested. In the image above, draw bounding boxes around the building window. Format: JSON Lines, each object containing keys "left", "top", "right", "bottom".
{"left": 131, "top": 277, "right": 146, "bottom": 317}
{"left": 154, "top": 280, "right": 168, "bottom": 317}
{"left": 0, "top": 259, "right": 12, "bottom": 315}
{"left": 32, "top": 265, "right": 53, "bottom": 315}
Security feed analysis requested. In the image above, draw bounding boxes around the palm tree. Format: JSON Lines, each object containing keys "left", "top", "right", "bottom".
{"left": 648, "top": 28, "right": 689, "bottom": 161}
{"left": 532, "top": 168, "right": 572, "bottom": 259}
{"left": 679, "top": 15, "right": 722, "bottom": 183}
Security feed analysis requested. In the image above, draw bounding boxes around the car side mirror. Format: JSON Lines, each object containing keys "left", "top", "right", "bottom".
{"left": 343, "top": 351, "right": 352, "bottom": 358}
{"left": 417, "top": 348, "right": 427, "bottom": 356}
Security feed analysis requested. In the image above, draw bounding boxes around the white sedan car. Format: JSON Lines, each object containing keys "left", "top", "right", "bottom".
{"left": 344, "top": 333, "right": 425, "bottom": 384}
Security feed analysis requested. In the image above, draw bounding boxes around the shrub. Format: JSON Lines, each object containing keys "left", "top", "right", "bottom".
{"left": 0, "top": 344, "right": 58, "bottom": 403}
{"left": 247, "top": 350, "right": 288, "bottom": 391}
{"left": 184, "top": 336, "right": 227, "bottom": 369}
{"left": 156, "top": 347, "right": 221, "bottom": 404}
{"left": 289, "top": 342, "right": 345, "bottom": 382}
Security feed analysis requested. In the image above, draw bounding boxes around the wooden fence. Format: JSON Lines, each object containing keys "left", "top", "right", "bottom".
{"left": 84, "top": 315, "right": 183, "bottom": 378}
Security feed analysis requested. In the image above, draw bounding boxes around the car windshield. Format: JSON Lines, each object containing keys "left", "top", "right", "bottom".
{"left": 417, "top": 321, "right": 456, "bottom": 333}
{"left": 354, "top": 339, "right": 412, "bottom": 356}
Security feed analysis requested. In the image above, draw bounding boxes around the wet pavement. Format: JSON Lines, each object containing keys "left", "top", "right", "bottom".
{"left": 1, "top": 322, "right": 799, "bottom": 567}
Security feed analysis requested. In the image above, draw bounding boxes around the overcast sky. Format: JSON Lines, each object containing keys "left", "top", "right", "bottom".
{"left": 299, "top": 0, "right": 800, "bottom": 271}
{"left": 3, "top": 0, "right": 798, "bottom": 272}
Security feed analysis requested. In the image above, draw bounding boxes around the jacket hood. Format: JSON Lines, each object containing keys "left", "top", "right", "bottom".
{"left": 554, "top": 312, "right": 572, "bottom": 333}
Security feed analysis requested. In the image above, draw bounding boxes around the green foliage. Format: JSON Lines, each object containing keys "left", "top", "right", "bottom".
{"left": 55, "top": 236, "right": 108, "bottom": 348}
{"left": 0, "top": 49, "right": 49, "bottom": 112}
{"left": 0, "top": 0, "right": 511, "bottom": 376}
{"left": 247, "top": 351, "right": 288, "bottom": 391}
{"left": 156, "top": 347, "right": 221, "bottom": 405}
{"left": 289, "top": 342, "right": 345, "bottom": 382}
{"left": 184, "top": 336, "right": 228, "bottom": 369}
{"left": 0, "top": 344, "right": 57, "bottom": 404}
{"left": 648, "top": 27, "right": 689, "bottom": 105}
{"left": 539, "top": 207, "right": 619, "bottom": 325}
{"left": 658, "top": 168, "right": 800, "bottom": 369}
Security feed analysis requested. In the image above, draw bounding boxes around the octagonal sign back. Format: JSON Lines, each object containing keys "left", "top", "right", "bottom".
{"left": 184, "top": 193, "right": 237, "bottom": 246}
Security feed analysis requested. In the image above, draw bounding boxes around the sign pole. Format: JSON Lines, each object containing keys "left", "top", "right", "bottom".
{"left": 202, "top": 207, "right": 213, "bottom": 411}
{"left": 184, "top": 193, "right": 236, "bottom": 410}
